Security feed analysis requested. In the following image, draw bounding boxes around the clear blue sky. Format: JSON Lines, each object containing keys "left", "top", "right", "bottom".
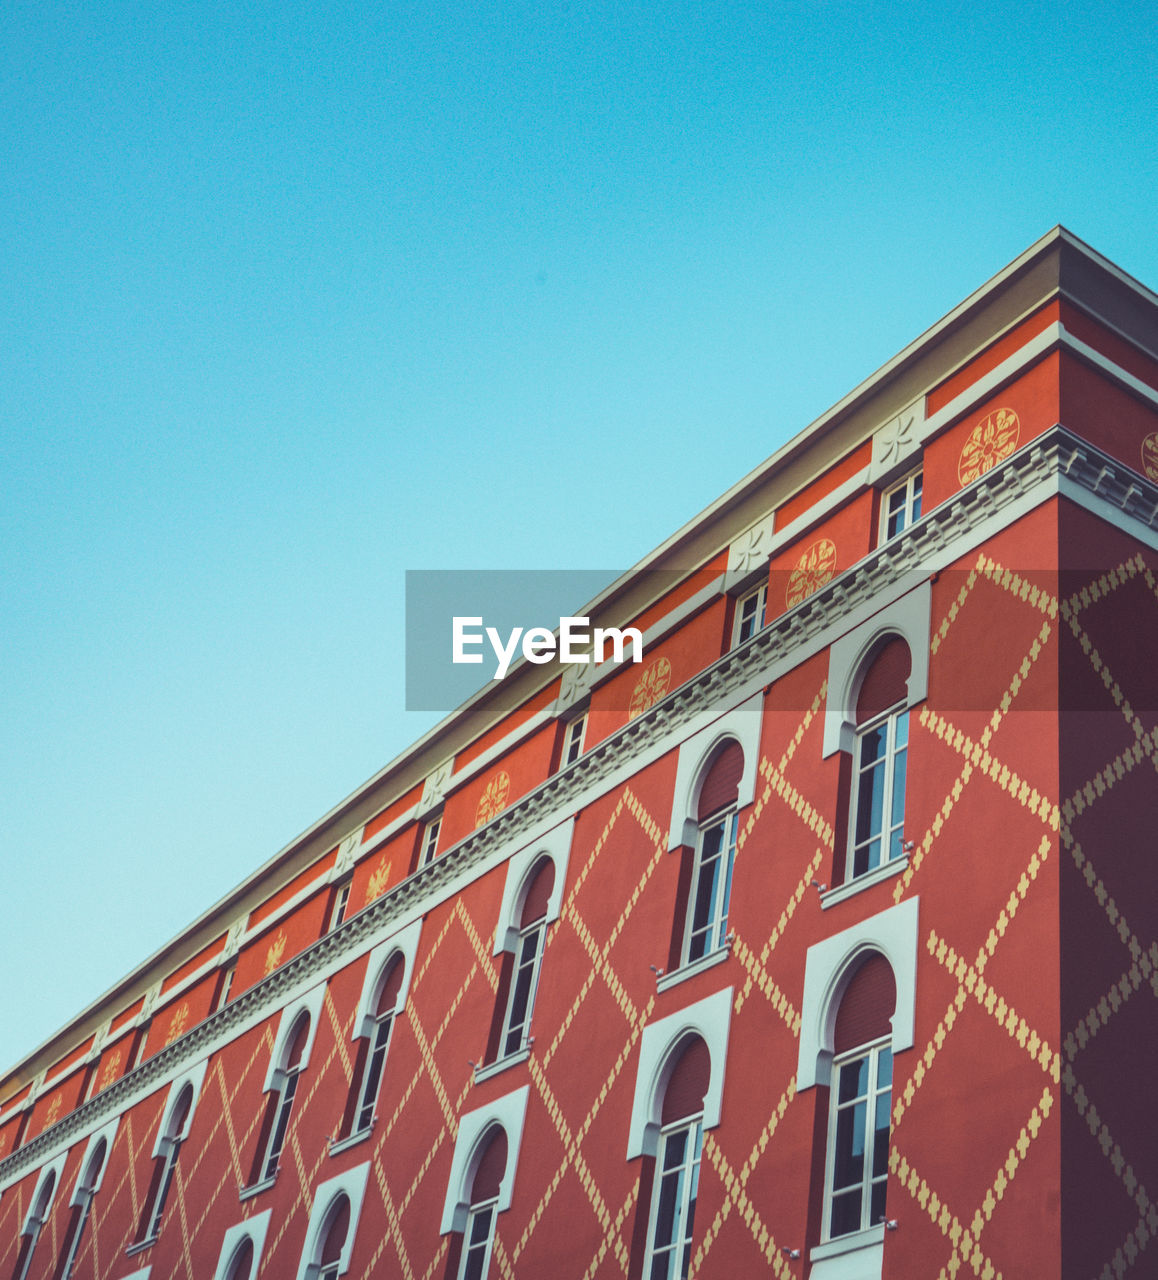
{"left": 3, "top": 0, "right": 1156, "bottom": 1071}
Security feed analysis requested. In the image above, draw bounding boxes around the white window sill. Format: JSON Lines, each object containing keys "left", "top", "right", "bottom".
{"left": 810, "top": 1224, "right": 884, "bottom": 1278}
{"left": 329, "top": 1126, "right": 373, "bottom": 1156}
{"left": 656, "top": 942, "right": 730, "bottom": 992}
{"left": 473, "top": 1046, "right": 531, "bottom": 1084}
{"left": 239, "top": 1173, "right": 277, "bottom": 1201}
{"left": 125, "top": 1236, "right": 156, "bottom": 1257}
{"left": 820, "top": 856, "right": 908, "bottom": 910}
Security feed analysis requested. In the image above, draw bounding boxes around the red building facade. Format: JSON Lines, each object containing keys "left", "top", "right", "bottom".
{"left": 3, "top": 227, "right": 1157, "bottom": 1280}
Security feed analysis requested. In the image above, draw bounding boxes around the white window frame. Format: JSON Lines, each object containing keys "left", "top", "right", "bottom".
{"left": 338, "top": 923, "right": 421, "bottom": 1144}
{"left": 440, "top": 1087, "right": 528, "bottom": 1235}
{"left": 822, "top": 584, "right": 929, "bottom": 760}
{"left": 214, "top": 963, "right": 236, "bottom": 1012}
{"left": 879, "top": 468, "right": 923, "bottom": 543}
{"left": 498, "top": 913, "right": 547, "bottom": 1060}
{"left": 797, "top": 899, "right": 917, "bottom": 1092}
{"left": 338, "top": 921, "right": 421, "bottom": 1149}
{"left": 561, "top": 713, "right": 587, "bottom": 767}
{"left": 12, "top": 1152, "right": 67, "bottom": 1280}
{"left": 210, "top": 1210, "right": 272, "bottom": 1280}
{"left": 641, "top": 1114, "right": 704, "bottom": 1280}
{"left": 492, "top": 821, "right": 572, "bottom": 957}
{"left": 666, "top": 696, "right": 761, "bottom": 853}
{"left": 479, "top": 823, "right": 573, "bottom": 1078}
{"left": 731, "top": 581, "right": 767, "bottom": 648}
{"left": 59, "top": 1119, "right": 116, "bottom": 1280}
{"left": 822, "top": 1039, "right": 892, "bottom": 1243}
{"left": 627, "top": 988, "right": 731, "bottom": 1161}
{"left": 799, "top": 909, "right": 916, "bottom": 1280}
{"left": 328, "top": 879, "right": 353, "bottom": 932}
{"left": 294, "top": 1164, "right": 370, "bottom": 1280}
{"left": 456, "top": 1197, "right": 499, "bottom": 1280}
{"left": 681, "top": 807, "right": 738, "bottom": 966}
{"left": 139, "top": 1060, "right": 207, "bottom": 1243}
{"left": 250, "top": 986, "right": 325, "bottom": 1188}
{"left": 846, "top": 703, "right": 909, "bottom": 884}
{"left": 420, "top": 815, "right": 442, "bottom": 866}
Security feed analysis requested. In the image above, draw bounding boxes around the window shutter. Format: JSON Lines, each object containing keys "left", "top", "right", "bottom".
{"left": 833, "top": 953, "right": 897, "bottom": 1054}
{"left": 661, "top": 1036, "right": 711, "bottom": 1125}
{"left": 697, "top": 742, "right": 743, "bottom": 821}
{"left": 375, "top": 959, "right": 404, "bottom": 1017}
{"left": 855, "top": 638, "right": 911, "bottom": 725}
{"left": 319, "top": 1196, "right": 350, "bottom": 1267}
{"left": 470, "top": 1128, "right": 508, "bottom": 1205}
{"left": 519, "top": 859, "right": 556, "bottom": 928}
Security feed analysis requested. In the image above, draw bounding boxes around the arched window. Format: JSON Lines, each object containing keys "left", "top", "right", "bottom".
{"left": 55, "top": 1137, "right": 107, "bottom": 1280}
{"left": 314, "top": 1194, "right": 350, "bottom": 1280}
{"left": 497, "top": 858, "right": 554, "bottom": 1060}
{"left": 252, "top": 1011, "right": 310, "bottom": 1185}
{"left": 224, "top": 1237, "right": 255, "bottom": 1280}
{"left": 210, "top": 1208, "right": 273, "bottom": 1280}
{"left": 440, "top": 1087, "right": 527, "bottom": 1266}
{"left": 347, "top": 957, "right": 403, "bottom": 1139}
{"left": 674, "top": 741, "right": 742, "bottom": 969}
{"left": 138, "top": 1081, "right": 194, "bottom": 1241}
{"left": 11, "top": 1166, "right": 57, "bottom": 1280}
{"left": 823, "top": 953, "right": 896, "bottom": 1240}
{"left": 847, "top": 638, "right": 911, "bottom": 883}
{"left": 458, "top": 1126, "right": 507, "bottom": 1280}
{"left": 480, "top": 830, "right": 571, "bottom": 1077}
{"left": 642, "top": 1036, "right": 710, "bottom": 1279}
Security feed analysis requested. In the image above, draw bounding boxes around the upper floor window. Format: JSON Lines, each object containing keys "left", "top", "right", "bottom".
{"left": 458, "top": 1127, "right": 506, "bottom": 1280}
{"left": 880, "top": 470, "right": 922, "bottom": 542}
{"left": 214, "top": 963, "right": 237, "bottom": 1012}
{"left": 295, "top": 1167, "right": 369, "bottom": 1280}
{"left": 561, "top": 713, "right": 587, "bottom": 767}
{"left": 498, "top": 859, "right": 553, "bottom": 1059}
{"left": 823, "top": 954, "right": 896, "bottom": 1241}
{"left": 12, "top": 1165, "right": 58, "bottom": 1280}
{"left": 679, "top": 741, "right": 742, "bottom": 968}
{"left": 139, "top": 1082, "right": 195, "bottom": 1242}
{"left": 847, "top": 638, "right": 911, "bottom": 882}
{"left": 642, "top": 1036, "right": 710, "bottom": 1280}
{"left": 209, "top": 1208, "right": 272, "bottom": 1280}
{"left": 420, "top": 816, "right": 442, "bottom": 867}
{"left": 57, "top": 1137, "right": 107, "bottom": 1279}
{"left": 731, "top": 582, "right": 767, "bottom": 647}
{"left": 252, "top": 1012, "right": 311, "bottom": 1186}
{"left": 441, "top": 1088, "right": 528, "bottom": 1276}
{"left": 224, "top": 1238, "right": 255, "bottom": 1280}
{"left": 328, "top": 878, "right": 353, "bottom": 932}
{"left": 313, "top": 1194, "right": 350, "bottom": 1280}
{"left": 348, "top": 959, "right": 402, "bottom": 1138}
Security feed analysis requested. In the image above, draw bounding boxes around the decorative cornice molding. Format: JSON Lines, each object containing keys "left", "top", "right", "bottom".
{"left": 1, "top": 424, "right": 1146, "bottom": 1188}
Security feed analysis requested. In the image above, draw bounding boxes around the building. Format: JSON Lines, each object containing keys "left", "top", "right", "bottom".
{"left": 3, "top": 226, "right": 1158, "bottom": 1280}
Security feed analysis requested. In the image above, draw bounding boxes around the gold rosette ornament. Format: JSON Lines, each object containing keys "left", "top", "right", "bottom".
{"left": 958, "top": 407, "right": 1020, "bottom": 485}
{"left": 785, "top": 538, "right": 837, "bottom": 608}
{"left": 476, "top": 770, "right": 511, "bottom": 826}
{"left": 1141, "top": 433, "right": 1158, "bottom": 482}
{"left": 629, "top": 657, "right": 672, "bottom": 719}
